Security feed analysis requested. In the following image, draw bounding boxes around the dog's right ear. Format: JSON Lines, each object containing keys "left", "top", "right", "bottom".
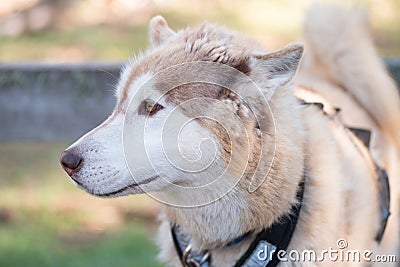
{"left": 248, "top": 43, "right": 303, "bottom": 100}
{"left": 149, "top": 15, "right": 176, "bottom": 47}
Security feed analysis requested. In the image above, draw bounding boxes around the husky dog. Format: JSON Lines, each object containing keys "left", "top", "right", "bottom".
{"left": 60, "top": 5, "right": 400, "bottom": 266}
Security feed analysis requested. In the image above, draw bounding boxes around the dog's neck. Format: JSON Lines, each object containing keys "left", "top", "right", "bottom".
{"left": 164, "top": 185, "right": 257, "bottom": 249}
{"left": 163, "top": 90, "right": 306, "bottom": 250}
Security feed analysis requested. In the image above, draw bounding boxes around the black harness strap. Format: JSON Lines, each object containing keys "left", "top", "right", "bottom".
{"left": 348, "top": 127, "right": 391, "bottom": 243}
{"left": 375, "top": 167, "right": 390, "bottom": 242}
{"left": 234, "top": 179, "right": 305, "bottom": 267}
{"left": 171, "top": 225, "right": 184, "bottom": 261}
{"left": 348, "top": 128, "right": 371, "bottom": 148}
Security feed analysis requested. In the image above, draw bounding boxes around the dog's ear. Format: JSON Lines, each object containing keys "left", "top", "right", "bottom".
{"left": 149, "top": 15, "right": 176, "bottom": 47}
{"left": 249, "top": 43, "right": 303, "bottom": 100}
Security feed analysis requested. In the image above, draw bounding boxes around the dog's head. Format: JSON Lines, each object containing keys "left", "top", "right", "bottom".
{"left": 60, "top": 16, "right": 303, "bottom": 206}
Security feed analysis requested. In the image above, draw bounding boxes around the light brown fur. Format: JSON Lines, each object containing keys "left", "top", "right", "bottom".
{"left": 62, "top": 5, "right": 400, "bottom": 267}
{"left": 146, "top": 7, "right": 399, "bottom": 267}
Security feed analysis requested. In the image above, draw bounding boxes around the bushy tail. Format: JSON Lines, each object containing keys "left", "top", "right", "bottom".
{"left": 304, "top": 4, "right": 400, "bottom": 144}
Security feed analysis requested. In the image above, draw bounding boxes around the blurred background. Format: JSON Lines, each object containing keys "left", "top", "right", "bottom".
{"left": 0, "top": 0, "right": 399, "bottom": 266}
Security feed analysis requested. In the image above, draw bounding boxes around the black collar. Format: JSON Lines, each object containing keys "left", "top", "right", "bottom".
{"left": 171, "top": 177, "right": 306, "bottom": 267}
{"left": 234, "top": 178, "right": 305, "bottom": 267}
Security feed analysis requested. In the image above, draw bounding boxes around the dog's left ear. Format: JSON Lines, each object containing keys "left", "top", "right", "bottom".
{"left": 249, "top": 43, "right": 303, "bottom": 100}
{"left": 149, "top": 15, "right": 176, "bottom": 47}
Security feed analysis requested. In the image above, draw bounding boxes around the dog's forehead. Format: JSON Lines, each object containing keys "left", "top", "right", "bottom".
{"left": 115, "top": 24, "right": 255, "bottom": 110}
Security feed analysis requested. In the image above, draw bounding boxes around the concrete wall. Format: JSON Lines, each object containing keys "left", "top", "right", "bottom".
{"left": 0, "top": 63, "right": 119, "bottom": 142}
{"left": 1, "top": 60, "right": 400, "bottom": 142}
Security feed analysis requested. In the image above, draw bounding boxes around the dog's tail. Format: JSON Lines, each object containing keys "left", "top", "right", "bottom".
{"left": 303, "top": 4, "right": 400, "bottom": 144}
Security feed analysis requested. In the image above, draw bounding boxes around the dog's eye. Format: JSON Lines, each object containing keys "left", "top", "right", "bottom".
{"left": 144, "top": 100, "right": 163, "bottom": 115}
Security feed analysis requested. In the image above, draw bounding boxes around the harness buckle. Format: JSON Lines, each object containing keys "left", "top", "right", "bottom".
{"left": 182, "top": 244, "right": 210, "bottom": 267}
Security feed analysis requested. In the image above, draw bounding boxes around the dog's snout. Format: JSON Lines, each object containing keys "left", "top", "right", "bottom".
{"left": 60, "top": 150, "right": 83, "bottom": 175}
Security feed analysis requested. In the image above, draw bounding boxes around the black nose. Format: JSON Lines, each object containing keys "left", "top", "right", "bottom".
{"left": 60, "top": 150, "right": 83, "bottom": 175}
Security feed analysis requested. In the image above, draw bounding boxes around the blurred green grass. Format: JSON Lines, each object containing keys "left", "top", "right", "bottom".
{"left": 0, "top": 25, "right": 148, "bottom": 61}
{"left": 1, "top": 1, "right": 399, "bottom": 62}
{"left": 0, "top": 143, "right": 164, "bottom": 267}
{"left": 0, "top": 220, "right": 162, "bottom": 267}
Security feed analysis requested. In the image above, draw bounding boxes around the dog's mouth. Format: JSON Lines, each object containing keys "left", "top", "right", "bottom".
{"left": 71, "top": 175, "right": 160, "bottom": 197}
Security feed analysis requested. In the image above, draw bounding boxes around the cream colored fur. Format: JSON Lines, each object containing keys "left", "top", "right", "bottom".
{"left": 61, "top": 5, "right": 400, "bottom": 267}
{"left": 155, "top": 7, "right": 400, "bottom": 266}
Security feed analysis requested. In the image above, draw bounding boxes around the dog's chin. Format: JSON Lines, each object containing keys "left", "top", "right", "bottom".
{"left": 92, "top": 187, "right": 145, "bottom": 198}
{"left": 72, "top": 181, "right": 145, "bottom": 198}
{"left": 68, "top": 174, "right": 161, "bottom": 198}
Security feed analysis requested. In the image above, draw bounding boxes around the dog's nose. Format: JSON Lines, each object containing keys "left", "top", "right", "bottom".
{"left": 60, "top": 150, "right": 83, "bottom": 175}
